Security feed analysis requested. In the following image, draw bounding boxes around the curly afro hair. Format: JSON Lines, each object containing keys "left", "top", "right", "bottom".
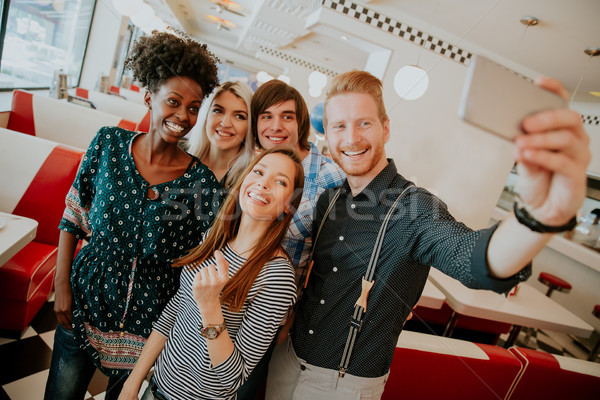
{"left": 125, "top": 31, "right": 219, "bottom": 98}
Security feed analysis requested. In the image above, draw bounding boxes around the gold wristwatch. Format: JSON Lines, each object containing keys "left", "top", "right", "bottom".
{"left": 199, "top": 321, "right": 227, "bottom": 340}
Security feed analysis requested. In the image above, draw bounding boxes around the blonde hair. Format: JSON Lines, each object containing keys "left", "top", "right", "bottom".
{"left": 186, "top": 81, "right": 255, "bottom": 187}
{"left": 323, "top": 70, "right": 388, "bottom": 128}
{"left": 174, "top": 147, "right": 304, "bottom": 312}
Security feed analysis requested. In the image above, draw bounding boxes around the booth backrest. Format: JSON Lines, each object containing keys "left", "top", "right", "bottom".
{"left": 0, "top": 127, "right": 84, "bottom": 246}
{"left": 383, "top": 331, "right": 522, "bottom": 400}
{"left": 75, "top": 87, "right": 89, "bottom": 98}
{"left": 508, "top": 347, "right": 600, "bottom": 400}
{"left": 6, "top": 90, "right": 135, "bottom": 150}
{"left": 136, "top": 110, "right": 150, "bottom": 133}
{"left": 70, "top": 88, "right": 148, "bottom": 123}
{"left": 108, "top": 85, "right": 145, "bottom": 104}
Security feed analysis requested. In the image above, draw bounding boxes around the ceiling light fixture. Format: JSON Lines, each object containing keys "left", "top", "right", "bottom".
{"left": 519, "top": 16, "right": 539, "bottom": 27}
{"left": 570, "top": 47, "right": 600, "bottom": 102}
{"left": 277, "top": 74, "right": 291, "bottom": 84}
{"left": 584, "top": 47, "right": 600, "bottom": 57}
{"left": 394, "top": 65, "right": 429, "bottom": 100}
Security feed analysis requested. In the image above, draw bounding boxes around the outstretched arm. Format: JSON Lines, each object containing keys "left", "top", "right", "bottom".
{"left": 487, "top": 77, "right": 591, "bottom": 278}
{"left": 118, "top": 331, "right": 167, "bottom": 400}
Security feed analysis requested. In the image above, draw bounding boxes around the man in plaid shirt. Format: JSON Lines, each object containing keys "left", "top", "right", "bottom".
{"left": 236, "top": 80, "right": 345, "bottom": 399}
{"left": 251, "top": 79, "right": 346, "bottom": 281}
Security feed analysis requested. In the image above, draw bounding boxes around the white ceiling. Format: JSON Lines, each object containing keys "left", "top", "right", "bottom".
{"left": 147, "top": 0, "right": 600, "bottom": 103}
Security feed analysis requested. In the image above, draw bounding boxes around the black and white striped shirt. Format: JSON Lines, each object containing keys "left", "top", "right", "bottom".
{"left": 152, "top": 244, "right": 297, "bottom": 399}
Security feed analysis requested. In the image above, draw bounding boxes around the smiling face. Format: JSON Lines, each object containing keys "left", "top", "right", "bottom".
{"left": 238, "top": 152, "right": 297, "bottom": 221}
{"left": 205, "top": 90, "right": 249, "bottom": 152}
{"left": 145, "top": 76, "right": 203, "bottom": 143}
{"left": 325, "top": 92, "right": 390, "bottom": 182}
{"left": 256, "top": 99, "right": 302, "bottom": 153}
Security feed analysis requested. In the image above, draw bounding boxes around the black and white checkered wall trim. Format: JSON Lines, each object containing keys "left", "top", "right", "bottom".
{"left": 322, "top": 0, "right": 472, "bottom": 65}
{"left": 258, "top": 46, "right": 339, "bottom": 77}
{"left": 321, "top": 0, "right": 600, "bottom": 126}
{"left": 583, "top": 115, "right": 599, "bottom": 125}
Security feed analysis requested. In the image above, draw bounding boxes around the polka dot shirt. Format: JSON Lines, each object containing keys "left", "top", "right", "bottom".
{"left": 292, "top": 160, "right": 530, "bottom": 378}
{"left": 59, "top": 127, "right": 224, "bottom": 376}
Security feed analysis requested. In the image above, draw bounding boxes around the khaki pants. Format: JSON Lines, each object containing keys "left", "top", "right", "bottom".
{"left": 266, "top": 337, "right": 388, "bottom": 400}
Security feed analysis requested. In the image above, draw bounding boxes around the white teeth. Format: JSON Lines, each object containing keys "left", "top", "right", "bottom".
{"left": 268, "top": 136, "right": 285, "bottom": 142}
{"left": 216, "top": 130, "right": 234, "bottom": 137}
{"left": 249, "top": 191, "right": 268, "bottom": 204}
{"left": 343, "top": 149, "right": 366, "bottom": 156}
{"left": 165, "top": 121, "right": 184, "bottom": 133}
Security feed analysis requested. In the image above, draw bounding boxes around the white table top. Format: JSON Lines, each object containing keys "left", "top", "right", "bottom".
{"left": 0, "top": 212, "right": 38, "bottom": 266}
{"left": 428, "top": 268, "right": 594, "bottom": 338}
{"left": 416, "top": 279, "right": 445, "bottom": 309}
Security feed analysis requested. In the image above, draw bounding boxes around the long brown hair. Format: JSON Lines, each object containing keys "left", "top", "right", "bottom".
{"left": 173, "top": 147, "right": 304, "bottom": 312}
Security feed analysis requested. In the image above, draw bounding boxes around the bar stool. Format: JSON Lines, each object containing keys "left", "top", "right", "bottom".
{"left": 588, "top": 305, "right": 600, "bottom": 361}
{"left": 521, "top": 272, "right": 572, "bottom": 347}
{"left": 538, "top": 272, "right": 572, "bottom": 297}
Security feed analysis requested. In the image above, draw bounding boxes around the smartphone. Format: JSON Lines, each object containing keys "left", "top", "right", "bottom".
{"left": 458, "top": 54, "right": 567, "bottom": 141}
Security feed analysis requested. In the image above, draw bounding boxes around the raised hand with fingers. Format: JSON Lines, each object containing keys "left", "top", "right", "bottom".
{"left": 192, "top": 249, "right": 230, "bottom": 314}
{"left": 514, "top": 77, "right": 591, "bottom": 228}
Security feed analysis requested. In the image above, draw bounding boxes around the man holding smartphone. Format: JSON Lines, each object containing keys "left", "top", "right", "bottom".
{"left": 266, "top": 70, "right": 590, "bottom": 399}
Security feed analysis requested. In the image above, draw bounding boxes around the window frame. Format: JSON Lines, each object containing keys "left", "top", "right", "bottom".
{"left": 0, "top": 0, "right": 98, "bottom": 92}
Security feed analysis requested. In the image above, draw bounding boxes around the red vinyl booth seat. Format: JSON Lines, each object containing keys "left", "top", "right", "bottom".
{"left": 383, "top": 331, "right": 522, "bottom": 400}
{"left": 508, "top": 347, "right": 600, "bottom": 400}
{"left": 6, "top": 89, "right": 137, "bottom": 150}
{"left": 0, "top": 130, "right": 84, "bottom": 331}
{"left": 75, "top": 87, "right": 89, "bottom": 99}
{"left": 136, "top": 110, "right": 150, "bottom": 133}
{"left": 412, "top": 302, "right": 512, "bottom": 344}
{"left": 0, "top": 242, "right": 57, "bottom": 330}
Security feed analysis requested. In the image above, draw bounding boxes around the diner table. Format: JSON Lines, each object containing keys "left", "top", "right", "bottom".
{"left": 416, "top": 279, "right": 445, "bottom": 309}
{"left": 0, "top": 212, "right": 38, "bottom": 266}
{"left": 428, "top": 268, "right": 594, "bottom": 348}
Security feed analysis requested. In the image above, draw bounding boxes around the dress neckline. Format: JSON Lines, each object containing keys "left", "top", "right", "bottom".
{"left": 127, "top": 132, "right": 198, "bottom": 189}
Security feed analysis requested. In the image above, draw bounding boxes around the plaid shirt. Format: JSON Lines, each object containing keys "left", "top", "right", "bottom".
{"left": 282, "top": 142, "right": 345, "bottom": 283}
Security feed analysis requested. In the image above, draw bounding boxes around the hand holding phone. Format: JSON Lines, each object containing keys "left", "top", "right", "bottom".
{"left": 458, "top": 55, "right": 567, "bottom": 141}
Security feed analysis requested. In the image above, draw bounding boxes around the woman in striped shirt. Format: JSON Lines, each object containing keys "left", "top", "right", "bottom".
{"left": 118, "top": 147, "right": 304, "bottom": 400}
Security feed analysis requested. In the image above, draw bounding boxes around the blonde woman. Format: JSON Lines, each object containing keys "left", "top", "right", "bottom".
{"left": 186, "top": 81, "right": 255, "bottom": 187}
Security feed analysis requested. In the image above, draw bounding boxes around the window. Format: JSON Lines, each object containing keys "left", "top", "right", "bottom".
{"left": 0, "top": 0, "right": 96, "bottom": 90}
{"left": 114, "top": 23, "right": 143, "bottom": 89}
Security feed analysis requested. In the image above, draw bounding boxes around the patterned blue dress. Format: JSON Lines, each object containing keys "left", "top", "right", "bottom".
{"left": 59, "top": 127, "right": 224, "bottom": 377}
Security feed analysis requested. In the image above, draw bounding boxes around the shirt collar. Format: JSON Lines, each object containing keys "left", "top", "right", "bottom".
{"left": 302, "top": 142, "right": 322, "bottom": 179}
{"left": 342, "top": 159, "right": 402, "bottom": 201}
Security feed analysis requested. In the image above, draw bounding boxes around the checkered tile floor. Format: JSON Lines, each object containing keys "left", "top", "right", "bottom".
{"left": 0, "top": 294, "right": 149, "bottom": 400}
{"left": 1, "top": 297, "right": 597, "bottom": 399}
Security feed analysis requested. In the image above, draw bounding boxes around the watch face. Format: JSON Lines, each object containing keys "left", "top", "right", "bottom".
{"left": 203, "top": 327, "right": 218, "bottom": 339}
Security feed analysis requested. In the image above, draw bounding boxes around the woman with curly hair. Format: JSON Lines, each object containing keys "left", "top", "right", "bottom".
{"left": 186, "top": 81, "right": 255, "bottom": 188}
{"left": 44, "top": 31, "right": 222, "bottom": 400}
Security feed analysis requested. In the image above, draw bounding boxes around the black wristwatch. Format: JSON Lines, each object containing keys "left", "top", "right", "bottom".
{"left": 199, "top": 321, "right": 227, "bottom": 340}
{"left": 513, "top": 202, "right": 577, "bottom": 233}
